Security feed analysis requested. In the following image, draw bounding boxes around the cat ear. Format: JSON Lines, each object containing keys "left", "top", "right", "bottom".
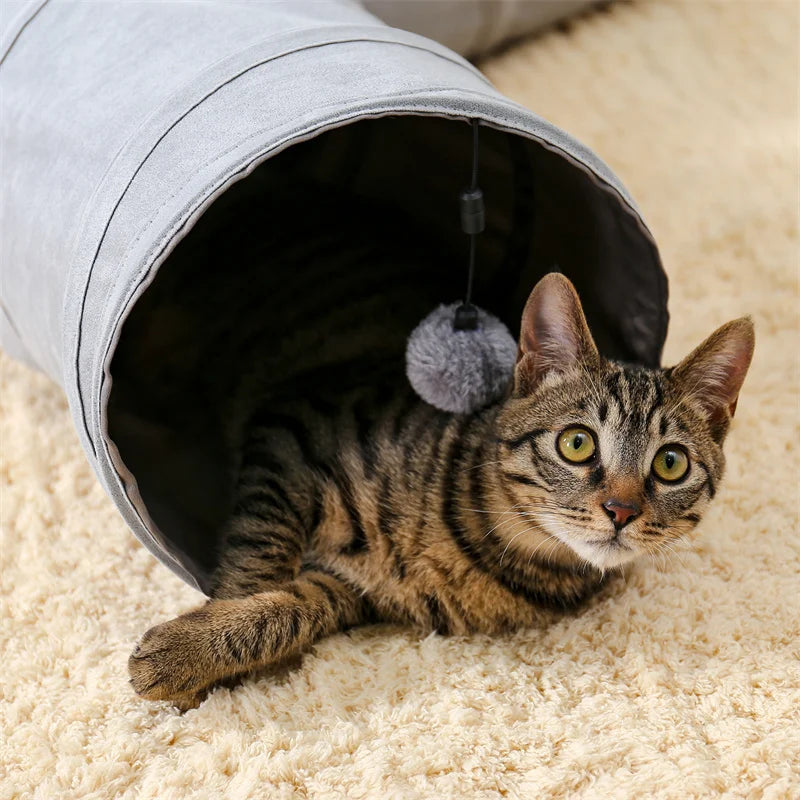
{"left": 672, "top": 317, "right": 755, "bottom": 422}
{"left": 513, "top": 273, "right": 599, "bottom": 395}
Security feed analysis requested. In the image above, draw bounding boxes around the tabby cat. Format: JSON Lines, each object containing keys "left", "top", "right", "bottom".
{"left": 129, "top": 273, "right": 754, "bottom": 708}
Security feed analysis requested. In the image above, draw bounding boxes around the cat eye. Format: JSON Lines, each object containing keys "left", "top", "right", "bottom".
{"left": 557, "top": 427, "right": 596, "bottom": 463}
{"left": 652, "top": 445, "right": 689, "bottom": 482}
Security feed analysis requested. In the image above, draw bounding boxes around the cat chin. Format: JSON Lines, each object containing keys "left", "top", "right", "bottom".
{"left": 544, "top": 524, "right": 638, "bottom": 571}
{"left": 575, "top": 542, "right": 638, "bottom": 571}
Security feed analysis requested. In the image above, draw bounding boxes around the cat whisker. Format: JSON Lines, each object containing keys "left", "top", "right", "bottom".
{"left": 457, "top": 503, "right": 530, "bottom": 541}
{"left": 484, "top": 516, "right": 555, "bottom": 544}
{"left": 524, "top": 532, "right": 562, "bottom": 569}
{"left": 475, "top": 509, "right": 540, "bottom": 543}
{"left": 542, "top": 534, "right": 568, "bottom": 571}
{"left": 496, "top": 518, "right": 576, "bottom": 568}
{"left": 499, "top": 530, "right": 532, "bottom": 566}
{"left": 529, "top": 499, "right": 591, "bottom": 516}
{"left": 466, "top": 459, "right": 505, "bottom": 472}
{"left": 459, "top": 503, "right": 528, "bottom": 516}
{"left": 646, "top": 540, "right": 674, "bottom": 571}
{"left": 655, "top": 540, "right": 688, "bottom": 570}
{"left": 525, "top": 515, "right": 573, "bottom": 560}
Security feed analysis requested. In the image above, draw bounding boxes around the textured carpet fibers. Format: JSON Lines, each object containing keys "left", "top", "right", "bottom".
{"left": 2, "top": 2, "right": 798, "bottom": 798}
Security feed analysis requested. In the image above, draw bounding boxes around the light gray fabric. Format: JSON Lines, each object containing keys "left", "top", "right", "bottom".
{"left": 0, "top": 0, "right": 667, "bottom": 591}
{"left": 406, "top": 303, "right": 518, "bottom": 414}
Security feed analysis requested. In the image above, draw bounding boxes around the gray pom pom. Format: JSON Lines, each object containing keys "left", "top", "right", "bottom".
{"left": 406, "top": 303, "right": 518, "bottom": 414}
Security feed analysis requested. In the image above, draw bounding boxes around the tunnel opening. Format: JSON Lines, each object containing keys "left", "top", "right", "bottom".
{"left": 107, "top": 115, "right": 666, "bottom": 591}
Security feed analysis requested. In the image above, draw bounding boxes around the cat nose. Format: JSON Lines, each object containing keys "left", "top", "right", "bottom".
{"left": 602, "top": 499, "right": 640, "bottom": 529}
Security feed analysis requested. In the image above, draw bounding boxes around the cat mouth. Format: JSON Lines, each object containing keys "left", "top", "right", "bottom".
{"left": 585, "top": 538, "right": 632, "bottom": 551}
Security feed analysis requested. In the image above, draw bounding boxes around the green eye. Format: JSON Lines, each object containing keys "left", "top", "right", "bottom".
{"left": 557, "top": 427, "right": 596, "bottom": 463}
{"left": 652, "top": 445, "right": 689, "bottom": 482}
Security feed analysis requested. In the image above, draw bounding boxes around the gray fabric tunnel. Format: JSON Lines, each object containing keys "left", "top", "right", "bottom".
{"left": 0, "top": 0, "right": 668, "bottom": 594}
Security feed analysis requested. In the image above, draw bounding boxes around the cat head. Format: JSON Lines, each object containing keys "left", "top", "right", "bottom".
{"left": 495, "top": 273, "right": 754, "bottom": 571}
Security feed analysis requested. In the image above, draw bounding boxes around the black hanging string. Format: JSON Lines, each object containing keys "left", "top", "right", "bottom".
{"left": 454, "top": 119, "right": 485, "bottom": 331}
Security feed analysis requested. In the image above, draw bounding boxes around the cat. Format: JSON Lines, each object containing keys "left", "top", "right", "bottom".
{"left": 128, "top": 272, "right": 754, "bottom": 709}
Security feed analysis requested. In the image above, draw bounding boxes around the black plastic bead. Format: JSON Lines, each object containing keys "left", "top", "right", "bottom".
{"left": 460, "top": 188, "right": 485, "bottom": 234}
{"left": 453, "top": 303, "right": 479, "bottom": 331}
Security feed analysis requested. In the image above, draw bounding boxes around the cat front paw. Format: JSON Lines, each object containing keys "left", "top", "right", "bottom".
{"left": 128, "top": 611, "right": 213, "bottom": 705}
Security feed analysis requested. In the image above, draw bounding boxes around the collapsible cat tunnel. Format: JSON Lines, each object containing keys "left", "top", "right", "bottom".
{"left": 1, "top": 0, "right": 668, "bottom": 593}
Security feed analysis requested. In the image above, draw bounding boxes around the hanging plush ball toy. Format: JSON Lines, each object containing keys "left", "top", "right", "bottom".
{"left": 406, "top": 302, "right": 517, "bottom": 413}
{"left": 406, "top": 119, "right": 518, "bottom": 414}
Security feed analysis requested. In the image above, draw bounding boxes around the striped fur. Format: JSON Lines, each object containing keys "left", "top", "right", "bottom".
{"left": 129, "top": 269, "right": 754, "bottom": 708}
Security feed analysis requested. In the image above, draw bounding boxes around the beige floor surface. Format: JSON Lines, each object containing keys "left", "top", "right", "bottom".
{"left": 2, "top": 2, "right": 798, "bottom": 798}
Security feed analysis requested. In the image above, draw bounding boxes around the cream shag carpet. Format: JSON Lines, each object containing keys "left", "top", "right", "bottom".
{"left": 2, "top": 2, "right": 798, "bottom": 798}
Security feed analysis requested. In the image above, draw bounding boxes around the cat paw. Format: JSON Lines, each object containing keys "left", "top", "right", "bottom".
{"left": 128, "top": 613, "right": 213, "bottom": 704}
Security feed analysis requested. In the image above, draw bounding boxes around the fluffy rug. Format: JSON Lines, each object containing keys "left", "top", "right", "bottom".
{"left": 2, "top": 2, "right": 798, "bottom": 797}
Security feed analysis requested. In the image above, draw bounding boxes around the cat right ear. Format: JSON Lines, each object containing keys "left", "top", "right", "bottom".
{"left": 672, "top": 317, "right": 755, "bottom": 423}
{"left": 513, "top": 273, "right": 599, "bottom": 396}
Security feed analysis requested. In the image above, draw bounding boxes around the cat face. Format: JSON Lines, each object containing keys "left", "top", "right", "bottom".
{"left": 495, "top": 273, "right": 754, "bottom": 571}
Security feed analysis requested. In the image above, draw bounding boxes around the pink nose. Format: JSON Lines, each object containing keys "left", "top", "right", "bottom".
{"left": 602, "top": 500, "right": 640, "bottom": 529}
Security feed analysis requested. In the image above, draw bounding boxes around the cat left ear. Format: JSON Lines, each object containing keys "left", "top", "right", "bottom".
{"left": 513, "top": 273, "right": 599, "bottom": 395}
{"left": 672, "top": 317, "right": 755, "bottom": 422}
